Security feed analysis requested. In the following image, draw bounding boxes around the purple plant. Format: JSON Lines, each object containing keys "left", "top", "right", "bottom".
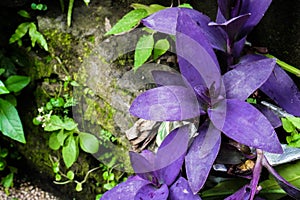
{"left": 102, "top": 1, "right": 300, "bottom": 199}
{"left": 101, "top": 126, "right": 201, "bottom": 199}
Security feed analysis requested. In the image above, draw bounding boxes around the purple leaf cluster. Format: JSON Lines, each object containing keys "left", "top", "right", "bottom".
{"left": 102, "top": 1, "right": 300, "bottom": 199}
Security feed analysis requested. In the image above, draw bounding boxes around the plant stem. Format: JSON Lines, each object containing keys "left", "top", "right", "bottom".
{"left": 265, "top": 54, "right": 300, "bottom": 77}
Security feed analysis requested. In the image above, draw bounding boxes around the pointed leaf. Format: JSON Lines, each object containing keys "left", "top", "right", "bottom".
{"left": 9, "top": 22, "right": 30, "bottom": 44}
{"left": 208, "top": 99, "right": 282, "bottom": 153}
{"left": 44, "top": 115, "right": 64, "bottom": 131}
{"left": 134, "top": 34, "right": 154, "bottom": 69}
{"left": 105, "top": 9, "right": 148, "bottom": 35}
{"left": 223, "top": 58, "right": 276, "bottom": 100}
{"left": 0, "top": 81, "right": 9, "bottom": 95}
{"left": 262, "top": 158, "right": 300, "bottom": 199}
{"left": 169, "top": 177, "right": 201, "bottom": 200}
{"left": 255, "top": 104, "right": 282, "bottom": 128}
{"left": 153, "top": 39, "right": 170, "bottom": 60}
{"left": 185, "top": 121, "right": 221, "bottom": 194}
{"left": 224, "top": 185, "right": 251, "bottom": 200}
{"left": 131, "top": 4, "right": 165, "bottom": 15}
{"left": 129, "top": 86, "right": 201, "bottom": 121}
{"left": 142, "top": 8, "right": 226, "bottom": 51}
{"left": 260, "top": 64, "right": 300, "bottom": 116}
{"left": 135, "top": 183, "right": 169, "bottom": 200}
{"left": 239, "top": 0, "right": 272, "bottom": 37}
{"left": 176, "top": 11, "right": 222, "bottom": 91}
{"left": 130, "top": 150, "right": 155, "bottom": 176}
{"left": 62, "top": 136, "right": 77, "bottom": 168}
{"left": 156, "top": 126, "right": 189, "bottom": 186}
{"left": 0, "top": 98, "right": 25, "bottom": 143}
{"left": 4, "top": 75, "right": 30, "bottom": 93}
{"left": 101, "top": 176, "right": 150, "bottom": 200}
{"left": 209, "top": 14, "right": 250, "bottom": 42}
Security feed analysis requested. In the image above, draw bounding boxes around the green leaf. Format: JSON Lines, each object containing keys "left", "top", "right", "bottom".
{"left": 1, "top": 172, "right": 14, "bottom": 189}
{"left": 67, "top": 170, "right": 75, "bottom": 180}
{"left": 44, "top": 115, "right": 64, "bottom": 131}
{"left": 76, "top": 182, "right": 82, "bottom": 192}
{"left": 79, "top": 132, "right": 99, "bottom": 154}
{"left": 153, "top": 39, "right": 170, "bottom": 60}
{"left": 178, "top": 3, "right": 193, "bottom": 9}
{"left": 282, "top": 118, "right": 294, "bottom": 133}
{"left": 49, "top": 132, "right": 61, "bottom": 150}
{"left": 0, "top": 69, "right": 5, "bottom": 76}
{"left": 62, "top": 136, "right": 77, "bottom": 168}
{"left": 103, "top": 171, "right": 109, "bottom": 180}
{"left": 201, "top": 179, "right": 248, "bottom": 198}
{"left": 28, "top": 23, "right": 48, "bottom": 51}
{"left": 260, "top": 160, "right": 300, "bottom": 199}
{"left": 105, "top": 9, "right": 148, "bottom": 35}
{"left": 57, "top": 129, "right": 67, "bottom": 146}
{"left": 287, "top": 117, "right": 300, "bottom": 129}
{"left": 9, "top": 22, "right": 30, "bottom": 44}
{"left": 0, "top": 81, "right": 10, "bottom": 95}
{"left": 4, "top": 75, "right": 30, "bottom": 93}
{"left": 63, "top": 117, "right": 77, "bottom": 131}
{"left": 4, "top": 95, "right": 17, "bottom": 107}
{"left": 17, "top": 10, "right": 31, "bottom": 18}
{"left": 0, "top": 98, "right": 25, "bottom": 143}
{"left": 131, "top": 3, "right": 165, "bottom": 15}
{"left": 134, "top": 34, "right": 154, "bottom": 70}
{"left": 55, "top": 173, "right": 62, "bottom": 181}
{"left": 50, "top": 97, "right": 65, "bottom": 107}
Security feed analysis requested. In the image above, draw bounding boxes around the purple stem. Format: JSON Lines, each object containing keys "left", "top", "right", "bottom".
{"left": 249, "top": 149, "right": 263, "bottom": 200}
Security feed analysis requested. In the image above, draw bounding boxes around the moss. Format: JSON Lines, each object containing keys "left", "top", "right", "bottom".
{"left": 84, "top": 97, "right": 116, "bottom": 133}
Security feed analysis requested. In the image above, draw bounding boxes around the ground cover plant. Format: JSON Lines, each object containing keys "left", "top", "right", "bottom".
{"left": 102, "top": 0, "right": 300, "bottom": 199}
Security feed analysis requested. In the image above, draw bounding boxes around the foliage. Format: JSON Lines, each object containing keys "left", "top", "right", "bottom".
{"left": 9, "top": 6, "right": 48, "bottom": 51}
{"left": 103, "top": 1, "right": 300, "bottom": 199}
{"left": 34, "top": 94, "right": 99, "bottom": 168}
{"left": 0, "top": 52, "right": 30, "bottom": 143}
{"left": 282, "top": 117, "right": 300, "bottom": 147}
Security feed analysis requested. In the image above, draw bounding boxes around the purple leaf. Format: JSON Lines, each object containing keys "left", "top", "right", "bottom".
{"left": 262, "top": 156, "right": 300, "bottom": 199}
{"left": 101, "top": 176, "right": 150, "bottom": 200}
{"left": 233, "top": 37, "right": 247, "bottom": 58}
{"left": 260, "top": 65, "right": 300, "bottom": 117}
{"left": 134, "top": 183, "right": 169, "bottom": 200}
{"left": 224, "top": 185, "right": 251, "bottom": 200}
{"left": 176, "top": 11, "right": 222, "bottom": 91}
{"left": 152, "top": 70, "right": 185, "bottom": 87}
{"left": 254, "top": 105, "right": 282, "bottom": 128}
{"left": 239, "top": 0, "right": 272, "bottom": 37}
{"left": 208, "top": 99, "right": 283, "bottom": 153}
{"left": 169, "top": 177, "right": 202, "bottom": 200}
{"left": 129, "top": 86, "right": 202, "bottom": 121}
{"left": 209, "top": 14, "right": 250, "bottom": 42}
{"left": 223, "top": 58, "right": 276, "bottom": 100}
{"left": 156, "top": 126, "right": 189, "bottom": 186}
{"left": 142, "top": 8, "right": 226, "bottom": 51}
{"left": 185, "top": 121, "right": 221, "bottom": 194}
{"left": 217, "top": 0, "right": 242, "bottom": 21}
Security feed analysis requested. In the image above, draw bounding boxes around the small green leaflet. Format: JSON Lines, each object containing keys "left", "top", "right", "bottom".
{"left": 49, "top": 132, "right": 61, "bottom": 150}
{"left": 282, "top": 118, "right": 294, "bottom": 133}
{"left": 287, "top": 117, "right": 300, "bottom": 129}
{"left": 28, "top": 23, "right": 48, "bottom": 51}
{"left": 131, "top": 3, "right": 165, "bottom": 15}
{"left": 62, "top": 136, "right": 78, "bottom": 168}
{"left": 44, "top": 115, "right": 64, "bottom": 131}
{"left": 0, "top": 81, "right": 9, "bottom": 95}
{"left": 178, "top": 3, "right": 193, "bottom": 9}
{"left": 17, "top": 10, "right": 31, "bottom": 18}
{"left": 0, "top": 98, "right": 26, "bottom": 143}
{"left": 153, "top": 39, "right": 170, "bottom": 60}
{"left": 134, "top": 34, "right": 154, "bottom": 70}
{"left": 4, "top": 75, "right": 30, "bottom": 93}
{"left": 105, "top": 9, "right": 148, "bottom": 35}
{"left": 79, "top": 132, "right": 99, "bottom": 154}
{"left": 9, "top": 22, "right": 31, "bottom": 44}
